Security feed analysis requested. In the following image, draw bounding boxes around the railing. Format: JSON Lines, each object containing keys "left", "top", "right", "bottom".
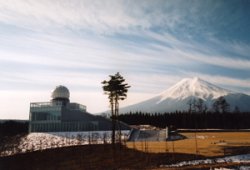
{"left": 30, "top": 102, "right": 86, "bottom": 112}
{"left": 30, "top": 101, "right": 63, "bottom": 108}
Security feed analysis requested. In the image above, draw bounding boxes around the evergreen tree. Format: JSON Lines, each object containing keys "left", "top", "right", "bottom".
{"left": 102, "top": 72, "right": 130, "bottom": 145}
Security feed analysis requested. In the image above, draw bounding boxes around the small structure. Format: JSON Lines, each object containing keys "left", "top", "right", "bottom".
{"left": 29, "top": 85, "right": 130, "bottom": 132}
{"left": 128, "top": 125, "right": 166, "bottom": 141}
{"left": 128, "top": 125, "right": 185, "bottom": 141}
{"left": 165, "top": 126, "right": 168, "bottom": 140}
{"left": 166, "top": 128, "right": 186, "bottom": 141}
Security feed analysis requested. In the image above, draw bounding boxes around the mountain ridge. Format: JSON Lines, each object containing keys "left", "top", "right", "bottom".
{"left": 120, "top": 77, "right": 250, "bottom": 113}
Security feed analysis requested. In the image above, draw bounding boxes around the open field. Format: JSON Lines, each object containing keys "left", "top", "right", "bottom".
{"left": 126, "top": 132, "right": 250, "bottom": 157}
{"left": 1, "top": 132, "right": 250, "bottom": 169}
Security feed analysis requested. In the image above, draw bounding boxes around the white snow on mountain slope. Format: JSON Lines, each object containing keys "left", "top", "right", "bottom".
{"left": 158, "top": 77, "right": 232, "bottom": 103}
{"left": 120, "top": 77, "right": 250, "bottom": 113}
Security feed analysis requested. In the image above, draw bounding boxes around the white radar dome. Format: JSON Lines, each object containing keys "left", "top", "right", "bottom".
{"left": 51, "top": 85, "right": 70, "bottom": 99}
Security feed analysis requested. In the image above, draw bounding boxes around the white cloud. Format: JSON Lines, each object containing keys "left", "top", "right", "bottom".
{"left": 0, "top": 0, "right": 250, "bottom": 119}
{"left": 0, "top": 0, "right": 145, "bottom": 32}
{"left": 0, "top": 0, "right": 186, "bottom": 34}
{"left": 142, "top": 31, "right": 250, "bottom": 70}
{"left": 175, "top": 49, "right": 250, "bottom": 70}
{"left": 1, "top": 0, "right": 249, "bottom": 72}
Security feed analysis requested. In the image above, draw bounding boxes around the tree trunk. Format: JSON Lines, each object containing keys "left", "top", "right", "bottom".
{"left": 111, "top": 99, "right": 115, "bottom": 148}
{"left": 114, "top": 96, "right": 122, "bottom": 144}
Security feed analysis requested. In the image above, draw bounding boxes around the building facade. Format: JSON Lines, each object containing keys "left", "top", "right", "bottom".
{"left": 29, "top": 85, "right": 129, "bottom": 132}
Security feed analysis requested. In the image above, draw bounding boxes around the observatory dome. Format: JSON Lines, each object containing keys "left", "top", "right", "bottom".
{"left": 51, "top": 85, "right": 70, "bottom": 99}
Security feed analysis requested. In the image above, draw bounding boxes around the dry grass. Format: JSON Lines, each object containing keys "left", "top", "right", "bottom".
{"left": 0, "top": 144, "right": 203, "bottom": 170}
{"left": 126, "top": 132, "right": 250, "bottom": 157}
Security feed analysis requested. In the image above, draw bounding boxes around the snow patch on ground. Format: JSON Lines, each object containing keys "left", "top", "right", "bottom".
{"left": 0, "top": 131, "right": 130, "bottom": 156}
{"left": 215, "top": 166, "right": 250, "bottom": 170}
{"left": 160, "top": 154, "right": 250, "bottom": 168}
{"left": 196, "top": 135, "right": 208, "bottom": 139}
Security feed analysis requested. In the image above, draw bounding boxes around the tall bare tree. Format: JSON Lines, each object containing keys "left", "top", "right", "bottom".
{"left": 187, "top": 98, "right": 207, "bottom": 113}
{"left": 102, "top": 72, "right": 130, "bottom": 146}
{"left": 213, "top": 96, "right": 230, "bottom": 113}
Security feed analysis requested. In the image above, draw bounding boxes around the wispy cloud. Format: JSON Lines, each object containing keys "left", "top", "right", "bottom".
{"left": 175, "top": 49, "right": 250, "bottom": 70}
{"left": 0, "top": 0, "right": 155, "bottom": 32}
{"left": 0, "top": 0, "right": 250, "bottom": 118}
{"left": 0, "top": 0, "right": 205, "bottom": 35}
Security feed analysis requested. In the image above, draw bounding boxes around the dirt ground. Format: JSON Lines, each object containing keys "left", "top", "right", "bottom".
{"left": 126, "top": 132, "right": 250, "bottom": 157}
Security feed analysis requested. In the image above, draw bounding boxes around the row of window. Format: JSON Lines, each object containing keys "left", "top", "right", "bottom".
{"left": 30, "top": 106, "right": 62, "bottom": 112}
{"left": 30, "top": 122, "right": 98, "bottom": 132}
{"left": 31, "top": 112, "right": 61, "bottom": 121}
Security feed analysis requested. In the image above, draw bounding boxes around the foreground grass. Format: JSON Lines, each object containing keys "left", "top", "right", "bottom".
{"left": 0, "top": 144, "right": 202, "bottom": 170}
{"left": 126, "top": 132, "right": 250, "bottom": 156}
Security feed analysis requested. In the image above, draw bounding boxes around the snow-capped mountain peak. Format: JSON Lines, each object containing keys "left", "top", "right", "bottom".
{"left": 119, "top": 77, "right": 250, "bottom": 113}
{"left": 158, "top": 77, "right": 231, "bottom": 102}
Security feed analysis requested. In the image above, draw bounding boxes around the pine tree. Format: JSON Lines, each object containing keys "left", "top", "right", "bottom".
{"left": 102, "top": 72, "right": 130, "bottom": 146}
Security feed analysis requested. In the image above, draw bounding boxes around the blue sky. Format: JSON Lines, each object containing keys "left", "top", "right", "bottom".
{"left": 0, "top": 0, "right": 250, "bottom": 119}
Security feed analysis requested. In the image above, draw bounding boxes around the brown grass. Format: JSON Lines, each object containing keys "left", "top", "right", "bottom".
{"left": 0, "top": 144, "right": 202, "bottom": 170}
{"left": 126, "top": 132, "right": 250, "bottom": 157}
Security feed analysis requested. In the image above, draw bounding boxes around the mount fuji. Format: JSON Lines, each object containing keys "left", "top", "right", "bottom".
{"left": 120, "top": 77, "right": 250, "bottom": 113}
